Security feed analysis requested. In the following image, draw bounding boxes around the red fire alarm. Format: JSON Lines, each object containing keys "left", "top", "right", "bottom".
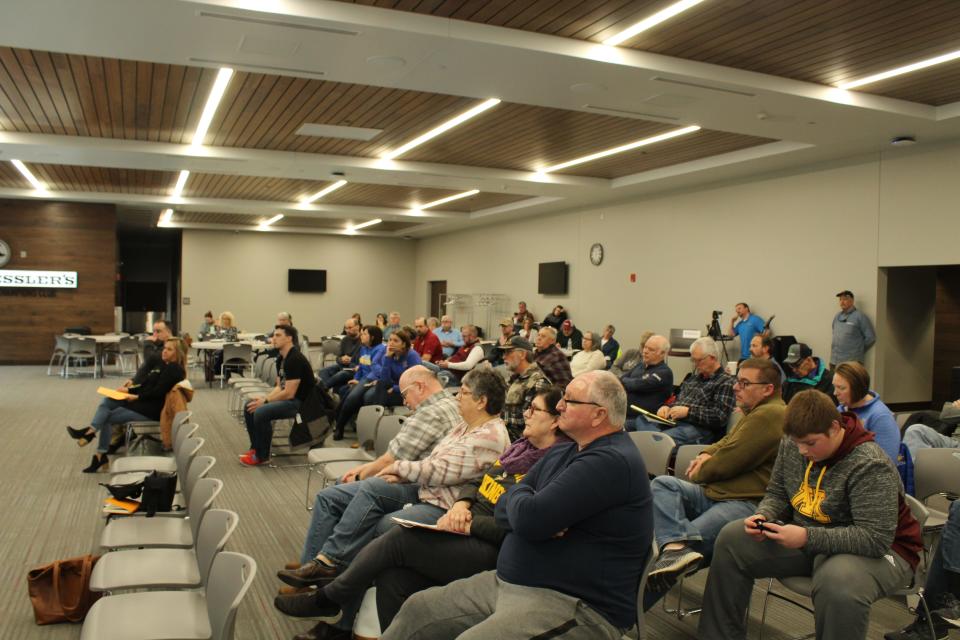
{"left": 629, "top": 273, "right": 636, "bottom": 283}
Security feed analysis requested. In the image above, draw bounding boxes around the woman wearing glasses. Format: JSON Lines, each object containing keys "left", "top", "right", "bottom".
{"left": 276, "top": 381, "right": 568, "bottom": 638}
{"left": 66, "top": 338, "right": 187, "bottom": 473}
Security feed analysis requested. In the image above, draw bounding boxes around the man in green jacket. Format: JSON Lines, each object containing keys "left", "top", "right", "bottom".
{"left": 646, "top": 358, "right": 785, "bottom": 595}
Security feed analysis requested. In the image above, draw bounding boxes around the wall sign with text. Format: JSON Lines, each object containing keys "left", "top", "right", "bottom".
{"left": 0, "top": 270, "right": 79, "bottom": 288}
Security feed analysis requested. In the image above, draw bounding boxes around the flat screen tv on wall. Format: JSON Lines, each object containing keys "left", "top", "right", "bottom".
{"left": 538, "top": 262, "right": 568, "bottom": 295}
{"left": 288, "top": 269, "right": 327, "bottom": 293}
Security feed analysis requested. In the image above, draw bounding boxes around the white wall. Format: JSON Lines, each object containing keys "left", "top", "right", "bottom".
{"left": 181, "top": 230, "right": 417, "bottom": 340}
{"left": 417, "top": 161, "right": 881, "bottom": 381}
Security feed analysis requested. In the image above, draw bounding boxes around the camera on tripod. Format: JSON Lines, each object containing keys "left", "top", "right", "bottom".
{"left": 707, "top": 310, "right": 724, "bottom": 341}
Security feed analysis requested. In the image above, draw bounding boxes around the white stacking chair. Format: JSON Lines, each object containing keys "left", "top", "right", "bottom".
{"left": 110, "top": 423, "right": 199, "bottom": 474}
{"left": 124, "top": 409, "right": 192, "bottom": 456}
{"left": 219, "top": 343, "right": 253, "bottom": 388}
{"left": 108, "top": 453, "right": 215, "bottom": 517}
{"left": 47, "top": 334, "right": 70, "bottom": 376}
{"left": 628, "top": 431, "right": 676, "bottom": 476}
{"left": 100, "top": 478, "right": 222, "bottom": 550}
{"left": 913, "top": 447, "right": 960, "bottom": 530}
{"left": 321, "top": 415, "right": 405, "bottom": 488}
{"left": 622, "top": 540, "right": 659, "bottom": 640}
{"left": 64, "top": 336, "right": 98, "bottom": 378}
{"left": 80, "top": 551, "right": 257, "bottom": 640}
{"left": 90, "top": 509, "right": 238, "bottom": 592}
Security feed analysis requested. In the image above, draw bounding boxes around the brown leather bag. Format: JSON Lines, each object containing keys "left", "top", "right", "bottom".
{"left": 27, "top": 554, "right": 102, "bottom": 625}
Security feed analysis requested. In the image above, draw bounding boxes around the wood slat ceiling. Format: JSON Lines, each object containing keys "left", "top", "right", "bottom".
{"left": 177, "top": 210, "right": 419, "bottom": 232}
{"left": 0, "top": 47, "right": 773, "bottom": 180}
{"left": 335, "top": 0, "right": 960, "bottom": 105}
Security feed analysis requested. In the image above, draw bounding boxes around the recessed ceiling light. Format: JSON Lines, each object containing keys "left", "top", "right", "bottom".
{"left": 191, "top": 67, "right": 234, "bottom": 147}
{"left": 366, "top": 55, "right": 406, "bottom": 68}
{"left": 259, "top": 213, "right": 284, "bottom": 229}
{"left": 604, "top": 0, "right": 707, "bottom": 46}
{"left": 837, "top": 49, "right": 960, "bottom": 90}
{"left": 295, "top": 124, "right": 382, "bottom": 141}
{"left": 302, "top": 179, "right": 347, "bottom": 204}
{"left": 418, "top": 189, "right": 480, "bottom": 210}
{"left": 381, "top": 99, "right": 501, "bottom": 160}
{"left": 158, "top": 208, "right": 173, "bottom": 227}
{"left": 172, "top": 170, "right": 190, "bottom": 198}
{"left": 348, "top": 218, "right": 382, "bottom": 232}
{"left": 10, "top": 159, "right": 48, "bottom": 192}
{"left": 537, "top": 125, "right": 701, "bottom": 174}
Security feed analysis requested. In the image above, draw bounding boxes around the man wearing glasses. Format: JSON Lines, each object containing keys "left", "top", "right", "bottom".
{"left": 499, "top": 336, "right": 551, "bottom": 441}
{"left": 643, "top": 337, "right": 736, "bottom": 446}
{"left": 382, "top": 370, "right": 653, "bottom": 640}
{"left": 645, "top": 358, "right": 785, "bottom": 598}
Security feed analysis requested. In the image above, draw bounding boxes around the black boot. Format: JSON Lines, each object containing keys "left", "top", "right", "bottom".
{"left": 67, "top": 426, "right": 95, "bottom": 446}
{"left": 81, "top": 453, "right": 109, "bottom": 473}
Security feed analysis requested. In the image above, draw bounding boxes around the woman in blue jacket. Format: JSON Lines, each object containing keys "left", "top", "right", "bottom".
{"left": 332, "top": 326, "right": 385, "bottom": 440}
{"left": 833, "top": 361, "right": 900, "bottom": 461}
{"left": 375, "top": 328, "right": 421, "bottom": 408}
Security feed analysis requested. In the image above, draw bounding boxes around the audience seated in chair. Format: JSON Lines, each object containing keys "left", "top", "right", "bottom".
{"left": 332, "top": 326, "right": 385, "bottom": 441}
{"left": 833, "top": 361, "right": 900, "bottom": 462}
{"left": 637, "top": 337, "right": 735, "bottom": 446}
{"left": 512, "top": 300, "right": 534, "bottom": 331}
{"left": 645, "top": 358, "right": 785, "bottom": 606}
{"left": 533, "top": 326, "right": 573, "bottom": 389}
{"left": 901, "top": 399, "right": 960, "bottom": 458}
{"left": 697, "top": 390, "right": 922, "bottom": 640}
{"left": 570, "top": 330, "right": 605, "bottom": 377}
{"left": 486, "top": 317, "right": 516, "bottom": 367}
{"left": 276, "top": 386, "right": 568, "bottom": 639}
{"left": 432, "top": 314, "right": 463, "bottom": 359}
{"left": 66, "top": 337, "right": 187, "bottom": 473}
{"left": 540, "top": 304, "right": 567, "bottom": 331}
{"left": 318, "top": 317, "right": 362, "bottom": 390}
{"left": 380, "top": 370, "right": 653, "bottom": 640}
{"left": 782, "top": 342, "right": 835, "bottom": 405}
{"left": 610, "top": 330, "right": 653, "bottom": 379}
{"left": 279, "top": 368, "right": 509, "bottom": 636}
{"left": 141, "top": 319, "right": 174, "bottom": 364}
{"left": 411, "top": 316, "right": 443, "bottom": 364}
{"left": 600, "top": 324, "right": 620, "bottom": 370}
{"left": 621, "top": 334, "right": 673, "bottom": 431}
{"left": 886, "top": 499, "right": 960, "bottom": 640}
{"left": 382, "top": 311, "right": 402, "bottom": 341}
{"left": 436, "top": 325, "right": 483, "bottom": 384}
{"left": 239, "top": 325, "right": 315, "bottom": 466}
{"left": 375, "top": 329, "right": 421, "bottom": 407}
{"left": 748, "top": 334, "right": 785, "bottom": 383}
{"left": 556, "top": 319, "right": 583, "bottom": 351}
{"left": 500, "top": 336, "right": 551, "bottom": 442}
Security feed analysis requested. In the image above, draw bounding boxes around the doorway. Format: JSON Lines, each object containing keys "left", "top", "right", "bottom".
{"left": 429, "top": 281, "right": 447, "bottom": 319}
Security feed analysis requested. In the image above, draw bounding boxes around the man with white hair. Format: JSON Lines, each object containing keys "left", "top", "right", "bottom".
{"left": 641, "top": 337, "right": 736, "bottom": 446}
{"left": 534, "top": 326, "right": 573, "bottom": 389}
{"left": 381, "top": 370, "right": 653, "bottom": 640}
{"left": 621, "top": 334, "right": 674, "bottom": 431}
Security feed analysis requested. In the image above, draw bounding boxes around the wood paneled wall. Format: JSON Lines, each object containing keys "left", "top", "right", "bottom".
{"left": 934, "top": 266, "right": 960, "bottom": 404}
{"left": 0, "top": 200, "right": 116, "bottom": 364}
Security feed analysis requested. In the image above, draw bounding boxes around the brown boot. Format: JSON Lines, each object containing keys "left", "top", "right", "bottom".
{"left": 285, "top": 561, "right": 302, "bottom": 570}
{"left": 277, "top": 560, "right": 339, "bottom": 588}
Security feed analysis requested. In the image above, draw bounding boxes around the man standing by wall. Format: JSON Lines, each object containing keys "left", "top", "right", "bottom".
{"left": 830, "top": 290, "right": 875, "bottom": 367}
{"left": 727, "top": 302, "right": 765, "bottom": 362}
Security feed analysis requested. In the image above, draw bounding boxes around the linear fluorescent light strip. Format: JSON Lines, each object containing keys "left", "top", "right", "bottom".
{"left": 381, "top": 99, "right": 501, "bottom": 160}
{"left": 191, "top": 67, "right": 234, "bottom": 146}
{"left": 419, "top": 189, "right": 479, "bottom": 210}
{"left": 302, "top": 179, "right": 347, "bottom": 204}
{"left": 259, "top": 213, "right": 284, "bottom": 228}
{"left": 11, "top": 159, "right": 47, "bottom": 191}
{"left": 172, "top": 170, "right": 190, "bottom": 198}
{"left": 604, "top": 0, "right": 707, "bottom": 46}
{"left": 538, "top": 125, "right": 700, "bottom": 173}
{"left": 349, "top": 218, "right": 382, "bottom": 231}
{"left": 837, "top": 49, "right": 960, "bottom": 90}
{"left": 158, "top": 208, "right": 173, "bottom": 226}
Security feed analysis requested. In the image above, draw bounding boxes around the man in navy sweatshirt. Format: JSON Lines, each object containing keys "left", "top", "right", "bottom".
{"left": 381, "top": 370, "right": 654, "bottom": 640}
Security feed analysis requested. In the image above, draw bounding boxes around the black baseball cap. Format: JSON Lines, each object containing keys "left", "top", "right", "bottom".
{"left": 783, "top": 343, "right": 813, "bottom": 365}
{"left": 836, "top": 290, "right": 854, "bottom": 298}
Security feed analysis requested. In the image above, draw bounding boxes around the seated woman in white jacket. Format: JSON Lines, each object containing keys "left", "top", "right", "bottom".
{"left": 570, "top": 331, "right": 607, "bottom": 377}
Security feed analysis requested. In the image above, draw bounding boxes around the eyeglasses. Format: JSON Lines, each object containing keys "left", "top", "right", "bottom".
{"left": 524, "top": 404, "right": 552, "bottom": 415}
{"left": 457, "top": 387, "right": 474, "bottom": 398}
{"left": 733, "top": 378, "right": 771, "bottom": 388}
{"left": 560, "top": 396, "right": 601, "bottom": 407}
{"left": 399, "top": 383, "right": 418, "bottom": 399}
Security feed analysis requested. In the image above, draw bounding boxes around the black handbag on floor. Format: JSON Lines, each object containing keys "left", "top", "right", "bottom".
{"left": 140, "top": 471, "right": 178, "bottom": 517}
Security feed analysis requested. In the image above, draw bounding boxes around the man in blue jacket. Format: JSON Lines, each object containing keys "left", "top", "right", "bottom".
{"left": 382, "top": 370, "right": 654, "bottom": 640}
{"left": 622, "top": 334, "right": 674, "bottom": 431}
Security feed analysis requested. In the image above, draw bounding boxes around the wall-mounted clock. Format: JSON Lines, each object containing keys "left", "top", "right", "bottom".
{"left": 589, "top": 242, "right": 604, "bottom": 266}
{"left": 0, "top": 239, "right": 10, "bottom": 268}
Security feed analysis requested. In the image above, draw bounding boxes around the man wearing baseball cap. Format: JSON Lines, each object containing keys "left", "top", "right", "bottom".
{"left": 557, "top": 319, "right": 583, "bottom": 351}
{"left": 499, "top": 336, "right": 551, "bottom": 441}
{"left": 488, "top": 317, "right": 517, "bottom": 367}
{"left": 830, "top": 290, "right": 875, "bottom": 367}
{"left": 782, "top": 342, "right": 836, "bottom": 404}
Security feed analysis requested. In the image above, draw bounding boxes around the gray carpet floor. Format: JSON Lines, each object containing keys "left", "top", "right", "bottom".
{"left": 1, "top": 365, "right": 919, "bottom": 639}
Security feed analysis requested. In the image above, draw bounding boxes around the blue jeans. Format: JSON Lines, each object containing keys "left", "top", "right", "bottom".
{"left": 243, "top": 398, "right": 300, "bottom": 460}
{"left": 335, "top": 382, "right": 378, "bottom": 434}
{"left": 90, "top": 398, "right": 151, "bottom": 454}
{"left": 320, "top": 364, "right": 354, "bottom": 390}
{"left": 304, "top": 478, "right": 444, "bottom": 567}
{"left": 651, "top": 475, "right": 756, "bottom": 553}
{"left": 924, "top": 499, "right": 960, "bottom": 608}
{"left": 902, "top": 424, "right": 959, "bottom": 459}
{"left": 633, "top": 416, "right": 715, "bottom": 446}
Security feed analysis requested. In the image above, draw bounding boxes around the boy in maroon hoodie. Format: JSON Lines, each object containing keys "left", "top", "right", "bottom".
{"left": 699, "top": 389, "right": 921, "bottom": 640}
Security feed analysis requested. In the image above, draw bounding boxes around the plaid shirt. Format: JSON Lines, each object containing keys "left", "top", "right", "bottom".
{"left": 674, "top": 368, "right": 736, "bottom": 434}
{"left": 395, "top": 416, "right": 510, "bottom": 509}
{"left": 387, "top": 390, "right": 460, "bottom": 461}
{"left": 502, "top": 363, "right": 551, "bottom": 441}
{"left": 535, "top": 344, "right": 573, "bottom": 389}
